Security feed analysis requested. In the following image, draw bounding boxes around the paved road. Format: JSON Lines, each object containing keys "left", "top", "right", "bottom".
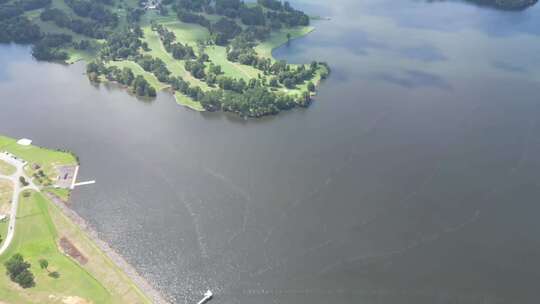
{"left": 0, "top": 152, "right": 38, "bottom": 256}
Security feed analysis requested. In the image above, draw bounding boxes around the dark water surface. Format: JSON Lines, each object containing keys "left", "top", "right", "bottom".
{"left": 2, "top": 0, "right": 540, "bottom": 303}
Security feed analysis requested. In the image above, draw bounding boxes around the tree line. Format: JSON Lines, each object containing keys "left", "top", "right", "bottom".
{"left": 65, "top": 0, "right": 118, "bottom": 27}
{"left": 0, "top": 0, "right": 51, "bottom": 43}
{"left": 31, "top": 33, "right": 71, "bottom": 61}
{"left": 0, "top": 16, "right": 41, "bottom": 43}
{"left": 86, "top": 61, "right": 157, "bottom": 97}
{"left": 40, "top": 8, "right": 108, "bottom": 39}
{"left": 0, "top": 0, "right": 51, "bottom": 20}
{"left": 99, "top": 27, "right": 148, "bottom": 60}
{"left": 173, "top": 0, "right": 310, "bottom": 45}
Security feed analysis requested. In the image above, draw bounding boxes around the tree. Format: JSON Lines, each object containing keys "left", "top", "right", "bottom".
{"left": 15, "top": 270, "right": 35, "bottom": 288}
{"left": 39, "top": 259, "right": 49, "bottom": 271}
{"left": 4, "top": 254, "right": 35, "bottom": 288}
{"left": 121, "top": 67, "right": 134, "bottom": 86}
{"left": 0, "top": 16, "right": 42, "bottom": 44}
{"left": 283, "top": 78, "right": 294, "bottom": 89}
{"left": 269, "top": 77, "right": 279, "bottom": 87}
{"left": 307, "top": 81, "right": 315, "bottom": 92}
{"left": 19, "top": 176, "right": 29, "bottom": 186}
{"left": 49, "top": 271, "right": 60, "bottom": 279}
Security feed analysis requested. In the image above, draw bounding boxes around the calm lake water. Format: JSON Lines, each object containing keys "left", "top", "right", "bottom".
{"left": 2, "top": 0, "right": 540, "bottom": 303}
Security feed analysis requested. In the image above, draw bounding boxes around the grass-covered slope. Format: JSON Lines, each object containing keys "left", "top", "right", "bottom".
{"left": 0, "top": 191, "right": 113, "bottom": 304}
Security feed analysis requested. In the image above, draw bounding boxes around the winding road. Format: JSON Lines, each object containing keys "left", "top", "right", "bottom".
{"left": 0, "top": 152, "right": 38, "bottom": 256}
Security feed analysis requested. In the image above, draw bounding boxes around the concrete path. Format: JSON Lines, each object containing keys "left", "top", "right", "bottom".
{"left": 0, "top": 152, "right": 38, "bottom": 256}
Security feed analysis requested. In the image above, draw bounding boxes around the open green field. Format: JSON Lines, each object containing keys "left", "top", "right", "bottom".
{"left": 0, "top": 135, "right": 76, "bottom": 185}
{"left": 205, "top": 45, "right": 262, "bottom": 80}
{"left": 44, "top": 192, "right": 152, "bottom": 304}
{"left": 43, "top": 187, "right": 71, "bottom": 202}
{"left": 142, "top": 12, "right": 210, "bottom": 45}
{"left": 0, "top": 136, "right": 76, "bottom": 167}
{"left": 0, "top": 191, "right": 113, "bottom": 304}
{"left": 0, "top": 160, "right": 16, "bottom": 176}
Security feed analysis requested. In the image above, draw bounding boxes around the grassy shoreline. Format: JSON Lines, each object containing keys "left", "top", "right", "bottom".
{"left": 0, "top": 135, "right": 164, "bottom": 304}
{"left": 255, "top": 25, "right": 315, "bottom": 59}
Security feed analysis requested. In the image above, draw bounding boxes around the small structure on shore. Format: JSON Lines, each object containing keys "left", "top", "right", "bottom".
{"left": 54, "top": 165, "right": 78, "bottom": 189}
{"left": 142, "top": 0, "right": 160, "bottom": 9}
{"left": 197, "top": 290, "right": 213, "bottom": 304}
{"left": 16, "top": 138, "right": 32, "bottom": 146}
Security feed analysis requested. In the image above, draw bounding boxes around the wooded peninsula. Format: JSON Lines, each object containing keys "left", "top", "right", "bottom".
{"left": 0, "top": 0, "right": 330, "bottom": 118}
{"left": 463, "top": 0, "right": 537, "bottom": 10}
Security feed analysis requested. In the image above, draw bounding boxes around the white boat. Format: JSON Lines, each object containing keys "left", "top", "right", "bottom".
{"left": 196, "top": 290, "right": 213, "bottom": 304}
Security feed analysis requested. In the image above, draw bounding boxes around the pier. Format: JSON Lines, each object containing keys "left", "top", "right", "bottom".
{"left": 69, "top": 165, "right": 79, "bottom": 189}
{"left": 69, "top": 165, "right": 96, "bottom": 189}
{"left": 73, "top": 180, "right": 96, "bottom": 187}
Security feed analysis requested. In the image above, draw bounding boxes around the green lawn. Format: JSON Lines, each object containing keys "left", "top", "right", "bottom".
{"left": 43, "top": 187, "right": 71, "bottom": 202}
{"left": 255, "top": 26, "right": 314, "bottom": 58}
{"left": 141, "top": 25, "right": 210, "bottom": 91}
{"left": 0, "top": 136, "right": 76, "bottom": 167}
{"left": 166, "top": 21, "right": 211, "bottom": 44}
{"left": 205, "top": 45, "right": 261, "bottom": 81}
{"left": 0, "top": 135, "right": 77, "bottom": 185}
{"left": 65, "top": 47, "right": 98, "bottom": 64}
{"left": 143, "top": 12, "right": 211, "bottom": 45}
{"left": 175, "top": 91, "right": 205, "bottom": 111}
{"left": 0, "top": 191, "right": 113, "bottom": 304}
{"left": 0, "top": 160, "right": 16, "bottom": 176}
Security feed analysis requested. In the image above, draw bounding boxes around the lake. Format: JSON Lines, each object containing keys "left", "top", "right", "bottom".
{"left": 1, "top": 0, "right": 540, "bottom": 303}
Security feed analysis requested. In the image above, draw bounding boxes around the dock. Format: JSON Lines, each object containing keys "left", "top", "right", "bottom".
{"left": 69, "top": 165, "right": 80, "bottom": 190}
{"left": 68, "top": 165, "right": 96, "bottom": 189}
{"left": 196, "top": 290, "right": 213, "bottom": 304}
{"left": 73, "top": 180, "right": 96, "bottom": 187}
